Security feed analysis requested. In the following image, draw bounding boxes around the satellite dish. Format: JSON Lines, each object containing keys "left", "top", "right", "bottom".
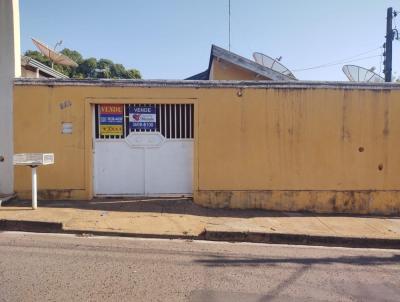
{"left": 31, "top": 38, "right": 78, "bottom": 67}
{"left": 253, "top": 52, "right": 297, "bottom": 80}
{"left": 342, "top": 65, "right": 385, "bottom": 83}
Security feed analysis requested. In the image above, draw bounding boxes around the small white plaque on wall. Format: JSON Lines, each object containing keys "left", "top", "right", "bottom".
{"left": 62, "top": 122, "right": 73, "bottom": 134}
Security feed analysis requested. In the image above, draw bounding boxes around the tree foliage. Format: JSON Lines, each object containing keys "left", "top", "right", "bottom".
{"left": 23, "top": 48, "right": 141, "bottom": 79}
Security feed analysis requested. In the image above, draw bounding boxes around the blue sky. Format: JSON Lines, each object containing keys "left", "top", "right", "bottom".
{"left": 20, "top": 0, "right": 400, "bottom": 80}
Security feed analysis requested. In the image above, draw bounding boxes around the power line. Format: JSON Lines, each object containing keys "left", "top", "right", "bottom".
{"left": 293, "top": 47, "right": 382, "bottom": 72}
{"left": 293, "top": 48, "right": 382, "bottom": 71}
{"left": 293, "top": 55, "right": 381, "bottom": 72}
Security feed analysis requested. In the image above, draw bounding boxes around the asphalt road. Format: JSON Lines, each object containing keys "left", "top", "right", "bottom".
{"left": 0, "top": 232, "right": 399, "bottom": 302}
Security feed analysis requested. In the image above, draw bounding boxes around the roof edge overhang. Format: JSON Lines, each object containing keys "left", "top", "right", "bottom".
{"left": 13, "top": 78, "right": 400, "bottom": 90}
{"left": 209, "top": 45, "right": 295, "bottom": 81}
{"left": 185, "top": 69, "right": 209, "bottom": 80}
{"left": 21, "top": 56, "right": 69, "bottom": 79}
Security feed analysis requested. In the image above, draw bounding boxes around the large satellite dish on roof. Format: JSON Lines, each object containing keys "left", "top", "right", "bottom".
{"left": 253, "top": 52, "right": 297, "bottom": 80}
{"left": 32, "top": 38, "right": 78, "bottom": 68}
{"left": 342, "top": 65, "right": 384, "bottom": 83}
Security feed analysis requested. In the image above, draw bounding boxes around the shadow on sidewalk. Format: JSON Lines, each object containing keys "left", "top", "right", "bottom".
{"left": 6, "top": 198, "right": 288, "bottom": 218}
{"left": 5, "top": 198, "right": 399, "bottom": 219}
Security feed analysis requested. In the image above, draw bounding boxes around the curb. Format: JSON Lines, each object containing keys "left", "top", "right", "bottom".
{"left": 0, "top": 220, "right": 63, "bottom": 233}
{"left": 0, "top": 219, "right": 198, "bottom": 240}
{"left": 1, "top": 219, "right": 399, "bottom": 249}
{"left": 202, "top": 230, "right": 400, "bottom": 249}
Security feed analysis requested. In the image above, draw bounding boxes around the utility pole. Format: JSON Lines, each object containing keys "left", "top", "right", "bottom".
{"left": 383, "top": 7, "right": 395, "bottom": 82}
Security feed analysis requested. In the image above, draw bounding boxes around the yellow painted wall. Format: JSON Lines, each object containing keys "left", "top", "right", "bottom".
{"left": 198, "top": 88, "right": 400, "bottom": 190}
{"left": 13, "top": 83, "right": 400, "bottom": 214}
{"left": 14, "top": 86, "right": 87, "bottom": 199}
{"left": 195, "top": 88, "right": 400, "bottom": 214}
{"left": 210, "top": 58, "right": 270, "bottom": 80}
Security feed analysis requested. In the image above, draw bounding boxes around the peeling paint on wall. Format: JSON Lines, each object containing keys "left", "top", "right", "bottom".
{"left": 59, "top": 100, "right": 72, "bottom": 110}
{"left": 194, "top": 190, "right": 400, "bottom": 215}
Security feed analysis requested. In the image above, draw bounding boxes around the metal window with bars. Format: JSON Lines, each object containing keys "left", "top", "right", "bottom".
{"left": 95, "top": 104, "right": 194, "bottom": 140}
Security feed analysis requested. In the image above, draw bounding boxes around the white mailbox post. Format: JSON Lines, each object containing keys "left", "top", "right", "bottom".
{"left": 13, "top": 153, "right": 54, "bottom": 209}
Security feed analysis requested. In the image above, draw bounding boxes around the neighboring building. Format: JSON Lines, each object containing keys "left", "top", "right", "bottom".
{"left": 186, "top": 45, "right": 295, "bottom": 81}
{"left": 21, "top": 56, "right": 68, "bottom": 79}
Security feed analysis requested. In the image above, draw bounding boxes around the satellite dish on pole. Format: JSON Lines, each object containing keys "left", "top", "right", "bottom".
{"left": 31, "top": 38, "right": 78, "bottom": 68}
{"left": 342, "top": 65, "right": 385, "bottom": 83}
{"left": 253, "top": 52, "right": 297, "bottom": 80}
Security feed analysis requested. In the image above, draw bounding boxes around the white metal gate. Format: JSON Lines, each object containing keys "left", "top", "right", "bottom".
{"left": 93, "top": 104, "right": 194, "bottom": 196}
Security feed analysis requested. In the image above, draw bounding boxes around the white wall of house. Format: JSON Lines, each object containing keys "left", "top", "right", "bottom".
{"left": 0, "top": 0, "right": 21, "bottom": 195}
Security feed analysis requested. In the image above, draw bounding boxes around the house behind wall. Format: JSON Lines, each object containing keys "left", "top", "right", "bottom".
{"left": 13, "top": 79, "right": 400, "bottom": 215}
{"left": 186, "top": 45, "right": 295, "bottom": 81}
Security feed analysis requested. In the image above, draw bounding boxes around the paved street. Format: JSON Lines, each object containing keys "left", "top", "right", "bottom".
{"left": 0, "top": 232, "right": 399, "bottom": 302}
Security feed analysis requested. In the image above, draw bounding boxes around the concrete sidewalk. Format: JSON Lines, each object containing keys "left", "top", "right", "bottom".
{"left": 1, "top": 198, "right": 400, "bottom": 248}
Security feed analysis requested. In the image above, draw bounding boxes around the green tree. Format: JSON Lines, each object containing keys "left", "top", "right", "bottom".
{"left": 97, "top": 58, "right": 113, "bottom": 69}
{"left": 23, "top": 48, "right": 142, "bottom": 79}
{"left": 77, "top": 58, "right": 97, "bottom": 78}
{"left": 24, "top": 50, "right": 51, "bottom": 66}
{"left": 96, "top": 58, "right": 113, "bottom": 78}
{"left": 60, "top": 48, "right": 83, "bottom": 64}
{"left": 126, "top": 69, "right": 141, "bottom": 79}
{"left": 110, "top": 63, "right": 126, "bottom": 78}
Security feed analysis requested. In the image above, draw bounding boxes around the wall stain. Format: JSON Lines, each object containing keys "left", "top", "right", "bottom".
{"left": 275, "top": 121, "right": 281, "bottom": 136}
{"left": 195, "top": 190, "right": 400, "bottom": 215}
{"left": 383, "top": 106, "right": 389, "bottom": 136}
{"left": 329, "top": 195, "right": 340, "bottom": 212}
{"left": 39, "top": 189, "right": 73, "bottom": 200}
{"left": 59, "top": 100, "right": 72, "bottom": 110}
{"left": 341, "top": 101, "right": 351, "bottom": 142}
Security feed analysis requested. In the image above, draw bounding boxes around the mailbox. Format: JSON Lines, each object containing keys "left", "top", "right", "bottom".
{"left": 13, "top": 153, "right": 55, "bottom": 209}
{"left": 13, "top": 153, "right": 54, "bottom": 166}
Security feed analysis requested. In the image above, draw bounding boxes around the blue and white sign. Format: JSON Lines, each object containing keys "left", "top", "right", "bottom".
{"left": 129, "top": 106, "right": 156, "bottom": 130}
{"left": 100, "top": 115, "right": 123, "bottom": 125}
